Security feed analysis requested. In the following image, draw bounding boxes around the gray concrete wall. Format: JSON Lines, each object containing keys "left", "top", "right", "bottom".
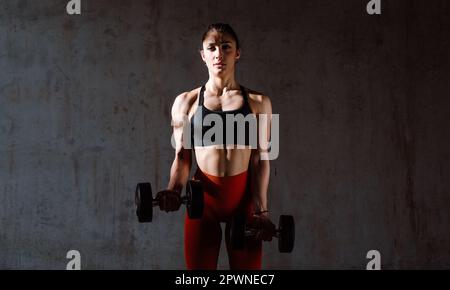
{"left": 0, "top": 0, "right": 449, "bottom": 269}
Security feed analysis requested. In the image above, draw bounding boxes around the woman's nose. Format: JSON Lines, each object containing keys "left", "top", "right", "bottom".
{"left": 214, "top": 47, "right": 224, "bottom": 58}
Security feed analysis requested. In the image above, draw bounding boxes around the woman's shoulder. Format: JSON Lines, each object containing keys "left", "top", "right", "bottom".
{"left": 171, "top": 87, "right": 201, "bottom": 116}
{"left": 244, "top": 87, "right": 272, "bottom": 113}
{"left": 174, "top": 87, "right": 201, "bottom": 102}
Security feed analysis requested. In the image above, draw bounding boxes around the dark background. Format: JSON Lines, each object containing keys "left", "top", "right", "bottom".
{"left": 0, "top": 0, "right": 449, "bottom": 269}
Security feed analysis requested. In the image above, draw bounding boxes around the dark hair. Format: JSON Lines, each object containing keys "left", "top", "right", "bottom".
{"left": 201, "top": 23, "right": 240, "bottom": 50}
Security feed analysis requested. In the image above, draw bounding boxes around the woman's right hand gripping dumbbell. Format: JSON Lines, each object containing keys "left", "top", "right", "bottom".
{"left": 156, "top": 189, "right": 182, "bottom": 212}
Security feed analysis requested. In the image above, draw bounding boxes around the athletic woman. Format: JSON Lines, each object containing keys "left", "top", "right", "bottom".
{"left": 157, "top": 23, "right": 276, "bottom": 270}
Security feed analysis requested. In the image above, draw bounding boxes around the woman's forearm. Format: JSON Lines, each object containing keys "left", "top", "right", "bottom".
{"left": 167, "top": 149, "right": 192, "bottom": 193}
{"left": 251, "top": 153, "right": 271, "bottom": 214}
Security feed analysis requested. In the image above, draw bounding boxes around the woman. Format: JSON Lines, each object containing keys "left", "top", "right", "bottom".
{"left": 157, "top": 23, "right": 275, "bottom": 270}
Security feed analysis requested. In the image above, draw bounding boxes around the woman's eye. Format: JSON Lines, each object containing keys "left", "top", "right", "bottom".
{"left": 208, "top": 47, "right": 215, "bottom": 51}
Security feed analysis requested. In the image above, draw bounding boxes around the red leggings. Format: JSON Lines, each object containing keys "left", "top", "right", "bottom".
{"left": 184, "top": 168, "right": 262, "bottom": 270}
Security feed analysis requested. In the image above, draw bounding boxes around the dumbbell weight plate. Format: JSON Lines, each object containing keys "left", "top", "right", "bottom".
{"left": 230, "top": 213, "right": 246, "bottom": 250}
{"left": 278, "top": 215, "right": 295, "bottom": 253}
{"left": 186, "top": 180, "right": 204, "bottom": 219}
{"left": 135, "top": 183, "right": 153, "bottom": 223}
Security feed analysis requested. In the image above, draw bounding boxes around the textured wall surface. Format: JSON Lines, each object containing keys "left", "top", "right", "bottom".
{"left": 0, "top": 0, "right": 449, "bottom": 269}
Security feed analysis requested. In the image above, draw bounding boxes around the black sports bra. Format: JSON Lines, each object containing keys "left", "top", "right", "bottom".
{"left": 190, "top": 85, "right": 255, "bottom": 147}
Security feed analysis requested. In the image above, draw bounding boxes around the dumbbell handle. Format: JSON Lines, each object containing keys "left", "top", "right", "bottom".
{"left": 150, "top": 195, "right": 189, "bottom": 207}
{"left": 244, "top": 228, "right": 281, "bottom": 238}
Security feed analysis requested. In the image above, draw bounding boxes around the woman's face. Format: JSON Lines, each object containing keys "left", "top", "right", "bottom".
{"left": 200, "top": 30, "right": 240, "bottom": 76}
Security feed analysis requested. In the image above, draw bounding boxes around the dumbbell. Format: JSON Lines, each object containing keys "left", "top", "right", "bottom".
{"left": 135, "top": 180, "right": 204, "bottom": 223}
{"left": 230, "top": 214, "right": 295, "bottom": 253}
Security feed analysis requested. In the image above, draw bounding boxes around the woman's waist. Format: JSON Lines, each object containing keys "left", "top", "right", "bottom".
{"left": 194, "top": 147, "right": 252, "bottom": 174}
{"left": 193, "top": 166, "right": 250, "bottom": 194}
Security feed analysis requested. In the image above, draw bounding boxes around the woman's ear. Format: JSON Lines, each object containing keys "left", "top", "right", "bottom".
{"left": 235, "top": 49, "right": 241, "bottom": 62}
{"left": 199, "top": 49, "right": 206, "bottom": 63}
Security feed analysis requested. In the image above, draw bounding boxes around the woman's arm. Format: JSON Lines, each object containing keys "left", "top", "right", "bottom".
{"left": 167, "top": 93, "right": 193, "bottom": 193}
{"left": 249, "top": 94, "right": 276, "bottom": 240}
{"left": 157, "top": 93, "right": 193, "bottom": 212}
{"left": 250, "top": 95, "right": 272, "bottom": 217}
{"left": 167, "top": 148, "right": 192, "bottom": 193}
{"left": 250, "top": 150, "right": 270, "bottom": 215}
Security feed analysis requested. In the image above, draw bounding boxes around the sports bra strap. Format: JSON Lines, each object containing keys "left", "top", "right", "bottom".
{"left": 240, "top": 85, "right": 248, "bottom": 102}
{"left": 198, "top": 85, "right": 206, "bottom": 106}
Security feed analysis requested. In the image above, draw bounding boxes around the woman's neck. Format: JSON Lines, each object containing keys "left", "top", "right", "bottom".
{"left": 206, "top": 75, "right": 239, "bottom": 96}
